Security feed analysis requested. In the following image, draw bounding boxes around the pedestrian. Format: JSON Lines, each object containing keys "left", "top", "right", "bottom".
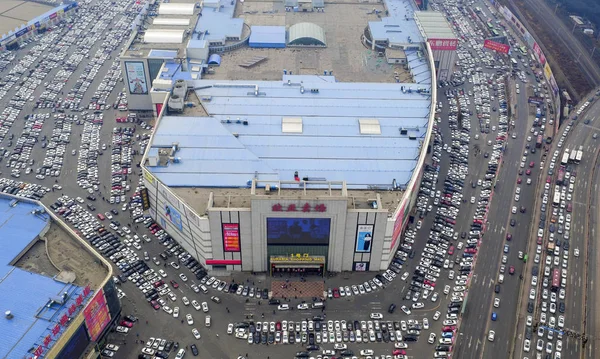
{"left": 146, "top": 320, "right": 148, "bottom": 324}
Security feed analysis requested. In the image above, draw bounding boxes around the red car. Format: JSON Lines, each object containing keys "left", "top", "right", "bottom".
{"left": 506, "top": 233, "right": 512, "bottom": 241}
{"left": 465, "top": 248, "right": 477, "bottom": 254}
{"left": 393, "top": 349, "right": 407, "bottom": 356}
{"left": 448, "top": 246, "right": 455, "bottom": 255}
{"left": 276, "top": 322, "right": 282, "bottom": 331}
{"left": 509, "top": 266, "right": 515, "bottom": 275}
{"left": 150, "top": 301, "right": 160, "bottom": 310}
{"left": 526, "top": 169, "right": 531, "bottom": 175}
{"left": 517, "top": 178, "right": 522, "bottom": 184}
{"left": 170, "top": 280, "right": 179, "bottom": 289}
{"left": 332, "top": 288, "right": 340, "bottom": 298}
{"left": 537, "top": 237, "right": 543, "bottom": 245}
{"left": 442, "top": 326, "right": 455, "bottom": 332}
{"left": 529, "top": 161, "right": 535, "bottom": 168}
{"left": 120, "top": 320, "right": 134, "bottom": 328}
{"left": 546, "top": 176, "right": 552, "bottom": 183}
{"left": 153, "top": 280, "right": 165, "bottom": 288}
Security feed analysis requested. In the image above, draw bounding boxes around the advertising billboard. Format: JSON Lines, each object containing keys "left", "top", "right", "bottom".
{"left": 164, "top": 204, "right": 183, "bottom": 231}
{"left": 83, "top": 289, "right": 111, "bottom": 341}
{"left": 56, "top": 324, "right": 90, "bottom": 359}
{"left": 532, "top": 42, "right": 546, "bottom": 65}
{"left": 355, "top": 225, "right": 374, "bottom": 253}
{"left": 483, "top": 39, "right": 510, "bottom": 54}
{"left": 125, "top": 61, "right": 148, "bottom": 94}
{"left": 353, "top": 262, "right": 370, "bottom": 271}
{"left": 222, "top": 223, "right": 241, "bottom": 252}
{"left": 266, "top": 218, "right": 331, "bottom": 245}
{"left": 390, "top": 200, "right": 411, "bottom": 251}
{"left": 140, "top": 188, "right": 150, "bottom": 210}
{"left": 429, "top": 38, "right": 458, "bottom": 51}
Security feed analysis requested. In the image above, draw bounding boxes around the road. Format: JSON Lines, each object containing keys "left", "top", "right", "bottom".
{"left": 512, "top": 0, "right": 600, "bottom": 89}
{"left": 509, "top": 94, "right": 600, "bottom": 359}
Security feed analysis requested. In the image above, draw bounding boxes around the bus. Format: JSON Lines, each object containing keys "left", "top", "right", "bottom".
{"left": 552, "top": 191, "right": 561, "bottom": 207}
{"left": 536, "top": 135, "right": 543, "bottom": 148}
{"left": 551, "top": 269, "right": 560, "bottom": 292}
{"left": 569, "top": 150, "right": 577, "bottom": 163}
{"left": 561, "top": 151, "right": 570, "bottom": 166}
{"left": 575, "top": 145, "right": 583, "bottom": 163}
{"left": 491, "top": 29, "right": 500, "bottom": 37}
{"left": 519, "top": 46, "right": 527, "bottom": 55}
{"left": 487, "top": 22, "right": 494, "bottom": 30}
{"left": 556, "top": 168, "right": 565, "bottom": 185}
{"left": 511, "top": 58, "right": 518, "bottom": 67}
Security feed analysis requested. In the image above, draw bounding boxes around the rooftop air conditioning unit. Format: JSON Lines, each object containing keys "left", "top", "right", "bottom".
{"left": 168, "top": 94, "right": 184, "bottom": 112}
{"left": 5, "top": 311, "right": 13, "bottom": 320}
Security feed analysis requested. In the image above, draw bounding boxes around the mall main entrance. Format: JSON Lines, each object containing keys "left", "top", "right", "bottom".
{"left": 269, "top": 255, "right": 326, "bottom": 277}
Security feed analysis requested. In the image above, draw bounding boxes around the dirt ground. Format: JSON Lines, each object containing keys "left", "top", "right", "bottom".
{"left": 43, "top": 224, "right": 108, "bottom": 288}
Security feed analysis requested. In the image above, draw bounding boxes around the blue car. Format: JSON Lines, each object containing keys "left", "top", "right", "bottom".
{"left": 442, "top": 331, "right": 454, "bottom": 338}
{"left": 491, "top": 312, "right": 498, "bottom": 321}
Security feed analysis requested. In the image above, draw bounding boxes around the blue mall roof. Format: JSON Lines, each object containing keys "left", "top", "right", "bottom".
{"left": 148, "top": 75, "right": 432, "bottom": 189}
{"left": 0, "top": 197, "right": 85, "bottom": 359}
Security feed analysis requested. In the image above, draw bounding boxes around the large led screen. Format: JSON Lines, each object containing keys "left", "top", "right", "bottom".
{"left": 267, "top": 218, "right": 331, "bottom": 245}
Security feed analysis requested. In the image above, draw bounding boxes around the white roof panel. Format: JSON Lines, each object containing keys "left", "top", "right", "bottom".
{"left": 153, "top": 18, "right": 191, "bottom": 26}
{"left": 158, "top": 3, "right": 195, "bottom": 15}
{"left": 144, "top": 29, "right": 186, "bottom": 44}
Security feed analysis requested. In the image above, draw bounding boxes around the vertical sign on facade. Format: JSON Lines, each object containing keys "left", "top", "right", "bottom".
{"left": 140, "top": 188, "right": 150, "bottom": 210}
{"left": 124, "top": 61, "right": 148, "bottom": 94}
{"left": 355, "top": 225, "right": 374, "bottom": 253}
{"left": 223, "top": 223, "right": 241, "bottom": 252}
{"left": 83, "top": 289, "right": 111, "bottom": 341}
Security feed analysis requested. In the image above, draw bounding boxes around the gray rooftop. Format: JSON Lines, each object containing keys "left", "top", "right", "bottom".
{"left": 147, "top": 75, "right": 431, "bottom": 190}
{"left": 414, "top": 11, "right": 457, "bottom": 40}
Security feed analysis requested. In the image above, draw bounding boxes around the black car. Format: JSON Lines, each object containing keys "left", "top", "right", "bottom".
{"left": 306, "top": 344, "right": 319, "bottom": 351}
{"left": 388, "top": 303, "right": 397, "bottom": 313}
{"left": 295, "top": 352, "right": 310, "bottom": 358}
{"left": 494, "top": 285, "right": 501, "bottom": 293}
{"left": 527, "top": 302, "right": 534, "bottom": 313}
{"left": 268, "top": 298, "right": 281, "bottom": 305}
{"left": 340, "top": 350, "right": 355, "bottom": 357}
{"left": 190, "top": 344, "right": 198, "bottom": 356}
{"left": 111, "top": 209, "right": 119, "bottom": 215}
{"left": 510, "top": 219, "right": 516, "bottom": 227}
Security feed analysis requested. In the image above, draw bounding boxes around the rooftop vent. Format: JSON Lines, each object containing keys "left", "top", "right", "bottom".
{"left": 359, "top": 118, "right": 381, "bottom": 135}
{"left": 282, "top": 117, "right": 303, "bottom": 133}
{"left": 5, "top": 311, "right": 13, "bottom": 319}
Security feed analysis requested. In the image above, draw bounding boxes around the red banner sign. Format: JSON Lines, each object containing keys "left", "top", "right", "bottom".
{"left": 483, "top": 39, "right": 510, "bottom": 54}
{"left": 52, "top": 324, "right": 61, "bottom": 336}
{"left": 222, "top": 223, "right": 240, "bottom": 252}
{"left": 429, "top": 38, "right": 458, "bottom": 50}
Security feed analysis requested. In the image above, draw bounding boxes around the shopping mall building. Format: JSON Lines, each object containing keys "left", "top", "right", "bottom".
{"left": 130, "top": 0, "right": 447, "bottom": 274}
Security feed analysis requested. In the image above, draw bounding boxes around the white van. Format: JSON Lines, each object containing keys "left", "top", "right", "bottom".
{"left": 205, "top": 315, "right": 211, "bottom": 327}
{"left": 175, "top": 348, "right": 186, "bottom": 359}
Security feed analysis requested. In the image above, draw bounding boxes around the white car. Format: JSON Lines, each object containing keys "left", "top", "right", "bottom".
{"left": 186, "top": 314, "right": 194, "bottom": 325}
{"left": 428, "top": 333, "right": 436, "bottom": 344}
{"left": 227, "top": 323, "right": 234, "bottom": 334}
{"left": 529, "top": 289, "right": 536, "bottom": 300}
{"left": 192, "top": 328, "right": 201, "bottom": 340}
{"left": 192, "top": 300, "right": 201, "bottom": 311}
{"left": 201, "top": 302, "right": 209, "bottom": 313}
{"left": 173, "top": 307, "right": 180, "bottom": 318}
{"left": 370, "top": 313, "right": 383, "bottom": 319}
{"left": 433, "top": 311, "right": 441, "bottom": 321}
{"left": 182, "top": 297, "right": 190, "bottom": 306}
{"left": 297, "top": 303, "right": 309, "bottom": 310}
{"left": 360, "top": 349, "right": 374, "bottom": 356}
{"left": 179, "top": 273, "right": 188, "bottom": 282}
{"left": 488, "top": 330, "right": 495, "bottom": 342}
{"left": 162, "top": 306, "right": 173, "bottom": 315}
{"left": 493, "top": 298, "right": 500, "bottom": 308}
{"left": 401, "top": 306, "right": 411, "bottom": 315}
{"left": 116, "top": 326, "right": 129, "bottom": 334}
{"left": 412, "top": 302, "right": 424, "bottom": 309}
{"left": 423, "top": 318, "right": 429, "bottom": 329}
{"left": 278, "top": 304, "right": 290, "bottom": 311}
{"left": 524, "top": 339, "right": 531, "bottom": 352}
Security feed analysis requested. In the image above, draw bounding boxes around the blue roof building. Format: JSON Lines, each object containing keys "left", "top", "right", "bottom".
{"left": 0, "top": 197, "right": 94, "bottom": 359}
